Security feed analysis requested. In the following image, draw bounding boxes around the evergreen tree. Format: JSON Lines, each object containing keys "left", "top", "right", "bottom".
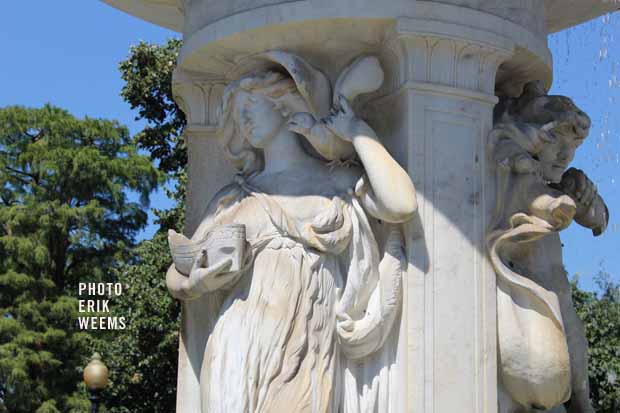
{"left": 0, "top": 105, "right": 159, "bottom": 412}
{"left": 100, "top": 38, "right": 186, "bottom": 412}
{"left": 101, "top": 177, "right": 185, "bottom": 413}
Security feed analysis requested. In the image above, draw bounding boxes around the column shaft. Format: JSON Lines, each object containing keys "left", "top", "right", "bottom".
{"left": 374, "top": 22, "right": 514, "bottom": 413}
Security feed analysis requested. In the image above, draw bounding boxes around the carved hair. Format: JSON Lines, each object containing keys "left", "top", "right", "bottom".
{"left": 218, "top": 71, "right": 308, "bottom": 175}
{"left": 494, "top": 81, "right": 591, "bottom": 155}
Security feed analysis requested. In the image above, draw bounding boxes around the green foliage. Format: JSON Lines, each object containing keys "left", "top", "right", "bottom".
{"left": 100, "top": 226, "right": 181, "bottom": 413}
{"left": 0, "top": 105, "right": 159, "bottom": 412}
{"left": 119, "top": 39, "right": 186, "bottom": 175}
{"left": 101, "top": 173, "right": 184, "bottom": 413}
{"left": 1, "top": 37, "right": 615, "bottom": 413}
{"left": 96, "top": 38, "right": 186, "bottom": 412}
{"left": 572, "top": 272, "right": 620, "bottom": 412}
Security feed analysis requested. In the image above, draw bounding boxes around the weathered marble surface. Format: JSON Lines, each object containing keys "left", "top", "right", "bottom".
{"left": 488, "top": 81, "right": 608, "bottom": 413}
{"left": 100, "top": 1, "right": 617, "bottom": 412}
{"left": 167, "top": 52, "right": 415, "bottom": 412}
{"left": 103, "top": 0, "right": 619, "bottom": 34}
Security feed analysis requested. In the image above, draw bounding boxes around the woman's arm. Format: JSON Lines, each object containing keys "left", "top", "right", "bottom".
{"left": 325, "top": 95, "right": 417, "bottom": 223}
{"left": 288, "top": 112, "right": 356, "bottom": 161}
{"left": 167, "top": 264, "right": 200, "bottom": 301}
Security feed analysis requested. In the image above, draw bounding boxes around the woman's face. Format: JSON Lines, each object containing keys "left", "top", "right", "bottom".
{"left": 238, "top": 91, "right": 284, "bottom": 149}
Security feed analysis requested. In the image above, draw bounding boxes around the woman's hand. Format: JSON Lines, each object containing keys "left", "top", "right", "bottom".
{"left": 167, "top": 249, "right": 240, "bottom": 300}
{"left": 188, "top": 249, "right": 239, "bottom": 294}
{"left": 323, "top": 94, "right": 367, "bottom": 142}
{"left": 287, "top": 109, "right": 358, "bottom": 161}
{"left": 287, "top": 112, "right": 316, "bottom": 136}
{"left": 325, "top": 94, "right": 416, "bottom": 222}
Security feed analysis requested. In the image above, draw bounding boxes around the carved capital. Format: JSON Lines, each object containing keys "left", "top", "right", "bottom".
{"left": 385, "top": 18, "right": 514, "bottom": 97}
{"left": 172, "top": 68, "right": 226, "bottom": 138}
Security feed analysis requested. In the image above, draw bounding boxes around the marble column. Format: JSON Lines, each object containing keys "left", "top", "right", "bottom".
{"left": 377, "top": 19, "right": 513, "bottom": 413}
{"left": 172, "top": 14, "right": 517, "bottom": 408}
{"left": 171, "top": 71, "right": 232, "bottom": 235}
{"left": 171, "top": 71, "right": 245, "bottom": 412}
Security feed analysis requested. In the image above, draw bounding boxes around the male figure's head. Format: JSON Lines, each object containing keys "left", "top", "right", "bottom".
{"left": 495, "top": 81, "right": 591, "bottom": 183}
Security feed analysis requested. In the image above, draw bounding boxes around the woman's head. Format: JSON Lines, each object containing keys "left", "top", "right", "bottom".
{"left": 218, "top": 71, "right": 308, "bottom": 175}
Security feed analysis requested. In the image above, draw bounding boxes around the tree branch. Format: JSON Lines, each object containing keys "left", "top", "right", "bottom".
{"left": 0, "top": 194, "right": 12, "bottom": 207}
{"left": 5, "top": 165, "right": 36, "bottom": 179}
{"left": 4, "top": 165, "right": 39, "bottom": 186}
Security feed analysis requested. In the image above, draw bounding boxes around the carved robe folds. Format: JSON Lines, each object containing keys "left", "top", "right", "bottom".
{"left": 167, "top": 52, "right": 415, "bottom": 413}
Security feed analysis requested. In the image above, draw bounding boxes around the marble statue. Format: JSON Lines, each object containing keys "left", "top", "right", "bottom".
{"left": 487, "top": 81, "right": 609, "bottom": 413}
{"left": 102, "top": 2, "right": 620, "bottom": 411}
{"left": 166, "top": 51, "right": 416, "bottom": 413}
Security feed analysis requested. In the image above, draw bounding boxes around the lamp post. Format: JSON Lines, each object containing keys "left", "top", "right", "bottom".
{"left": 83, "top": 353, "right": 109, "bottom": 413}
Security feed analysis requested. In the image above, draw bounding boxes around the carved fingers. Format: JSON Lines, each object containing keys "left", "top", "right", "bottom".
{"left": 559, "top": 168, "right": 609, "bottom": 235}
{"left": 529, "top": 192, "right": 576, "bottom": 231}
{"left": 178, "top": 249, "right": 239, "bottom": 297}
{"left": 190, "top": 257, "right": 237, "bottom": 293}
{"left": 493, "top": 138, "right": 539, "bottom": 175}
{"left": 573, "top": 168, "right": 597, "bottom": 207}
{"left": 287, "top": 112, "right": 316, "bottom": 135}
{"left": 560, "top": 168, "right": 598, "bottom": 209}
{"left": 336, "top": 312, "right": 354, "bottom": 333}
{"left": 322, "top": 94, "right": 360, "bottom": 142}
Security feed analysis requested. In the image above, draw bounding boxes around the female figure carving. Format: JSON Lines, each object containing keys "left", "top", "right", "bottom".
{"left": 166, "top": 51, "right": 416, "bottom": 413}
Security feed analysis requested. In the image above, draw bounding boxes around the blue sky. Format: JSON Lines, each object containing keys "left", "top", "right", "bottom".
{"left": 549, "top": 16, "right": 620, "bottom": 291}
{"left": 0, "top": 2, "right": 617, "bottom": 291}
{"left": 0, "top": 1, "right": 178, "bottom": 236}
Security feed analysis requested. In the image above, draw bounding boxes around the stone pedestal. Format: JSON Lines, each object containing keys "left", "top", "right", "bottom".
{"left": 102, "top": 1, "right": 619, "bottom": 412}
